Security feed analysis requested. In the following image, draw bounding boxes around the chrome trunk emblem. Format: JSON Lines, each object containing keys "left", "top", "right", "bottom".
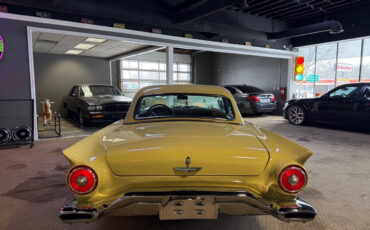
{"left": 174, "top": 156, "right": 202, "bottom": 173}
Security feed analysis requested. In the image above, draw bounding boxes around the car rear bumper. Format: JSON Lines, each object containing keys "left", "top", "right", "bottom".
{"left": 251, "top": 102, "right": 277, "bottom": 113}
{"left": 58, "top": 191, "right": 316, "bottom": 223}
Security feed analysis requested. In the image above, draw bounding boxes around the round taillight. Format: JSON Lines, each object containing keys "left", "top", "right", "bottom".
{"left": 278, "top": 165, "right": 307, "bottom": 193}
{"left": 67, "top": 166, "right": 98, "bottom": 195}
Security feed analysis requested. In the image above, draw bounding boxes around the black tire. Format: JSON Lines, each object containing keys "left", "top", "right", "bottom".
{"left": 66, "top": 109, "right": 72, "bottom": 119}
{"left": 78, "top": 109, "right": 86, "bottom": 127}
{"left": 287, "top": 105, "right": 307, "bottom": 126}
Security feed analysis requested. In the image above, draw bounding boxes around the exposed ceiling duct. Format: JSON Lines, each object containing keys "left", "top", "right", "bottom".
{"left": 267, "top": 20, "right": 343, "bottom": 40}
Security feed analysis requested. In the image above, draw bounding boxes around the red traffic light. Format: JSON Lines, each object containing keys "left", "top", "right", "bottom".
{"left": 296, "top": 57, "right": 304, "bottom": 65}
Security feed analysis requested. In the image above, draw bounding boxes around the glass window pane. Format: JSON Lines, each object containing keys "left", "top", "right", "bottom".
{"left": 121, "top": 70, "right": 138, "bottom": 79}
{"left": 139, "top": 81, "right": 161, "bottom": 88}
{"left": 122, "top": 81, "right": 139, "bottom": 90}
{"left": 361, "top": 38, "right": 370, "bottom": 82}
{"left": 337, "top": 40, "right": 361, "bottom": 85}
{"left": 315, "top": 43, "right": 337, "bottom": 97}
{"left": 173, "top": 72, "right": 178, "bottom": 81}
{"left": 173, "top": 63, "right": 178, "bottom": 71}
{"left": 178, "top": 64, "right": 191, "bottom": 72}
{"left": 159, "top": 63, "right": 166, "bottom": 71}
{"left": 140, "top": 71, "right": 159, "bottom": 80}
{"left": 129, "top": 60, "right": 138, "bottom": 69}
{"left": 178, "top": 73, "right": 191, "bottom": 81}
{"left": 121, "top": 60, "right": 129, "bottom": 68}
{"left": 140, "top": 61, "right": 159, "bottom": 70}
{"left": 159, "top": 72, "right": 166, "bottom": 80}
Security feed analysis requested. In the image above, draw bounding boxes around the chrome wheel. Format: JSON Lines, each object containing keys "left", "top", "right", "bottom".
{"left": 288, "top": 106, "right": 305, "bottom": 125}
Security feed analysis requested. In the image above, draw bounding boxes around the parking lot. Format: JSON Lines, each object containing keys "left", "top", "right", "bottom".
{"left": 0, "top": 116, "right": 369, "bottom": 230}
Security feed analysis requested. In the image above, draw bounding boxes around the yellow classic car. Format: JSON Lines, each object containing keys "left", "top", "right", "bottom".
{"left": 58, "top": 85, "right": 317, "bottom": 223}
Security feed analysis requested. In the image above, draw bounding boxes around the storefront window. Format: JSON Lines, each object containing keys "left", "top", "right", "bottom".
{"left": 314, "top": 43, "right": 337, "bottom": 97}
{"left": 360, "top": 38, "right": 370, "bottom": 82}
{"left": 337, "top": 40, "right": 361, "bottom": 85}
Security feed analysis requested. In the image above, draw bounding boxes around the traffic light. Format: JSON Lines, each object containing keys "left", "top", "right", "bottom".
{"left": 294, "top": 56, "right": 304, "bottom": 81}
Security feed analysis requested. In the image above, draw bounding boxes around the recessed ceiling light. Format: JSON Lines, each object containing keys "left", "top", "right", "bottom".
{"left": 65, "top": 50, "right": 83, "bottom": 55}
{"left": 85, "top": 38, "right": 106, "bottom": 43}
{"left": 74, "top": 43, "right": 96, "bottom": 50}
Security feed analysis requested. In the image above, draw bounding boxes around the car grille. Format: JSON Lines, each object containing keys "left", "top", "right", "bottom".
{"left": 103, "top": 103, "right": 131, "bottom": 112}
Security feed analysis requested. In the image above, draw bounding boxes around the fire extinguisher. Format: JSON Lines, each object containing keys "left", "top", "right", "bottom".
{"left": 280, "top": 87, "right": 286, "bottom": 100}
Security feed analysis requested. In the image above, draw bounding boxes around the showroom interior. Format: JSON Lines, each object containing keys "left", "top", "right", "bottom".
{"left": 0, "top": 1, "right": 369, "bottom": 230}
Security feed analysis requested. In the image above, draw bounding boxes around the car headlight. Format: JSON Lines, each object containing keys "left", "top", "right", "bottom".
{"left": 87, "top": 105, "right": 103, "bottom": 111}
{"left": 87, "top": 105, "right": 96, "bottom": 111}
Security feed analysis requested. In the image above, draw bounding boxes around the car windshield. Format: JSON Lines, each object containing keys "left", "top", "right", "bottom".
{"left": 235, "top": 85, "right": 262, "bottom": 93}
{"left": 135, "top": 94, "right": 235, "bottom": 120}
{"left": 81, "top": 85, "right": 121, "bottom": 97}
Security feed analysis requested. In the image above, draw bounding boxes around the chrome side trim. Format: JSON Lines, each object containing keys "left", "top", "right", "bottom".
{"left": 58, "top": 192, "right": 317, "bottom": 223}
{"left": 173, "top": 167, "right": 202, "bottom": 172}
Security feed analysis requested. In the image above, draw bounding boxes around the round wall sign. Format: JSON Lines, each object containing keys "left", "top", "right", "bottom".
{"left": 0, "top": 35, "right": 3, "bottom": 60}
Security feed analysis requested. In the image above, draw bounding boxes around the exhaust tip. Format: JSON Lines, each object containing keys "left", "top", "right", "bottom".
{"left": 58, "top": 207, "right": 98, "bottom": 223}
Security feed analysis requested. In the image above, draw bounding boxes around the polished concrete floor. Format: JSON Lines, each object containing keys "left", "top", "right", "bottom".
{"left": 0, "top": 116, "right": 369, "bottom": 230}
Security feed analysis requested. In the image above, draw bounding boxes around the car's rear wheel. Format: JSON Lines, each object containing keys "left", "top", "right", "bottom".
{"left": 288, "top": 105, "right": 307, "bottom": 125}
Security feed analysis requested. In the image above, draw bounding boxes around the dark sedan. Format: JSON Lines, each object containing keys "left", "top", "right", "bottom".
{"left": 283, "top": 83, "right": 370, "bottom": 127}
{"left": 224, "top": 85, "right": 277, "bottom": 115}
{"left": 64, "top": 85, "right": 132, "bottom": 125}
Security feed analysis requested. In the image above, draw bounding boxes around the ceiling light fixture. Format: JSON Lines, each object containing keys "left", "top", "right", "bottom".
{"left": 65, "top": 50, "right": 83, "bottom": 55}
{"left": 74, "top": 43, "right": 96, "bottom": 50}
{"left": 85, "top": 38, "right": 106, "bottom": 43}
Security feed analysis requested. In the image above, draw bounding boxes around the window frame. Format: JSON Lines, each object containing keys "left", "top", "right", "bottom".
{"left": 120, "top": 59, "right": 192, "bottom": 91}
{"left": 133, "top": 93, "right": 236, "bottom": 121}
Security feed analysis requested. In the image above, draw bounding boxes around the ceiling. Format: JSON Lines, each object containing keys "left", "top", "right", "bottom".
{"left": 230, "top": 0, "right": 369, "bottom": 23}
{"left": 32, "top": 32, "right": 152, "bottom": 58}
{"left": 4, "top": 0, "right": 370, "bottom": 47}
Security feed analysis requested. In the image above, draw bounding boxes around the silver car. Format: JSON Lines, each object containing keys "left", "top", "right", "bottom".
{"left": 224, "top": 85, "right": 277, "bottom": 115}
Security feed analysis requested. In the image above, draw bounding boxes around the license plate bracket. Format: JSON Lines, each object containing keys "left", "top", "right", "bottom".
{"left": 260, "top": 98, "right": 270, "bottom": 103}
{"left": 159, "top": 196, "right": 218, "bottom": 220}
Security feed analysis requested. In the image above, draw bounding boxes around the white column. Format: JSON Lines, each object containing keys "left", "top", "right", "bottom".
{"left": 166, "top": 46, "right": 174, "bottom": 85}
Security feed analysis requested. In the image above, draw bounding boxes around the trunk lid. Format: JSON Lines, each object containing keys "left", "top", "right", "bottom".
{"left": 105, "top": 122, "right": 269, "bottom": 176}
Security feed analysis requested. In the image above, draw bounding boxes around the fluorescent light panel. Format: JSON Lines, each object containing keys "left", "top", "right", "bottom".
{"left": 74, "top": 43, "right": 96, "bottom": 50}
{"left": 85, "top": 38, "right": 106, "bottom": 43}
{"left": 65, "top": 50, "right": 83, "bottom": 55}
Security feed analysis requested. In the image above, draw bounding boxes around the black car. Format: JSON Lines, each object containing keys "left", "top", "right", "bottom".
{"left": 224, "top": 84, "right": 277, "bottom": 114}
{"left": 64, "top": 84, "right": 132, "bottom": 125}
{"left": 283, "top": 83, "right": 370, "bottom": 126}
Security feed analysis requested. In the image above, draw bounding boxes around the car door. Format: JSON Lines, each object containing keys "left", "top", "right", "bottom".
{"left": 355, "top": 85, "right": 370, "bottom": 126}
{"left": 313, "top": 85, "right": 361, "bottom": 123}
{"left": 339, "top": 85, "right": 364, "bottom": 125}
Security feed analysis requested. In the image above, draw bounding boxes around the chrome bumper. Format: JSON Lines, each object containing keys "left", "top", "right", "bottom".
{"left": 58, "top": 192, "right": 317, "bottom": 223}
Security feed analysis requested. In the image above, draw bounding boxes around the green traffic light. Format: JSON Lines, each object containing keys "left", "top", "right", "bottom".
{"left": 295, "top": 74, "right": 304, "bottom": 81}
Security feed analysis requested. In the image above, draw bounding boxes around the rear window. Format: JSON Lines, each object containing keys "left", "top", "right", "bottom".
{"left": 235, "top": 85, "right": 263, "bottom": 93}
{"left": 134, "top": 94, "right": 235, "bottom": 120}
